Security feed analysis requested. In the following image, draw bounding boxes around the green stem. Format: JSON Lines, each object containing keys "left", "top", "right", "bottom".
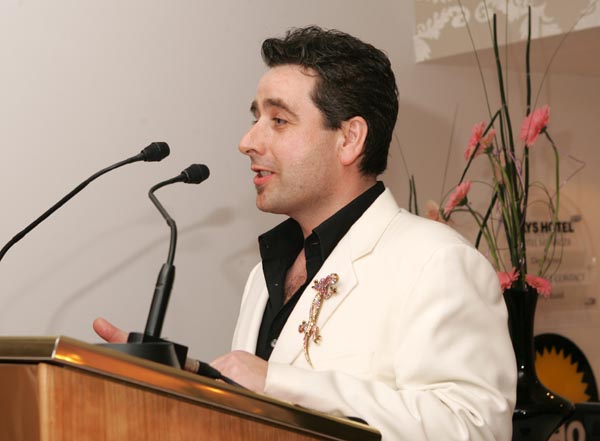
{"left": 526, "top": 6, "right": 532, "bottom": 115}
{"left": 520, "top": 7, "right": 532, "bottom": 277}
{"left": 521, "top": 147, "right": 530, "bottom": 276}
{"left": 492, "top": 15, "right": 517, "bottom": 158}
{"left": 408, "top": 177, "right": 414, "bottom": 213}
{"left": 409, "top": 175, "right": 419, "bottom": 216}
{"left": 467, "top": 204, "right": 500, "bottom": 269}
{"left": 412, "top": 175, "right": 419, "bottom": 216}
{"left": 492, "top": 15, "right": 522, "bottom": 262}
{"left": 475, "top": 192, "right": 498, "bottom": 249}
{"left": 537, "top": 130, "right": 561, "bottom": 276}
{"left": 493, "top": 158, "right": 522, "bottom": 272}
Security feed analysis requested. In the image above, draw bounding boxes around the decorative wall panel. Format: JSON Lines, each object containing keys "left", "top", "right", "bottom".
{"left": 414, "top": 0, "right": 600, "bottom": 62}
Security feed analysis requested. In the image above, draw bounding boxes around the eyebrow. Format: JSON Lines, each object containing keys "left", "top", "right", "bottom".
{"left": 250, "top": 98, "right": 298, "bottom": 118}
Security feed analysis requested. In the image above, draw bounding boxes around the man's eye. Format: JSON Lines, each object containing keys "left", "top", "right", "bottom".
{"left": 273, "top": 118, "right": 287, "bottom": 125}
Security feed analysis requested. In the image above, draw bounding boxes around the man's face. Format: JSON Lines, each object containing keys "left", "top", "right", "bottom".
{"left": 239, "top": 64, "right": 343, "bottom": 221}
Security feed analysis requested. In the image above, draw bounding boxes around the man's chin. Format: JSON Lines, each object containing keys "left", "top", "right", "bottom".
{"left": 255, "top": 197, "right": 287, "bottom": 215}
{"left": 256, "top": 204, "right": 284, "bottom": 215}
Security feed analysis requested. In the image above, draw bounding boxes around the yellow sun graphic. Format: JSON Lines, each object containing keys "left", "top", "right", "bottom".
{"left": 536, "top": 347, "right": 591, "bottom": 403}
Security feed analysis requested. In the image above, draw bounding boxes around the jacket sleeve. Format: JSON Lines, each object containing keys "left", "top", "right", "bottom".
{"left": 263, "top": 244, "right": 516, "bottom": 441}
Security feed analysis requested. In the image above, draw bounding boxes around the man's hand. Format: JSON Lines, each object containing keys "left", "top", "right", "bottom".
{"left": 94, "top": 320, "right": 267, "bottom": 393}
{"left": 211, "top": 350, "right": 267, "bottom": 393}
{"left": 93, "top": 317, "right": 129, "bottom": 343}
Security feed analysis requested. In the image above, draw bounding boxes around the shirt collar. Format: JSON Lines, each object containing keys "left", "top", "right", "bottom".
{"left": 258, "top": 181, "right": 385, "bottom": 263}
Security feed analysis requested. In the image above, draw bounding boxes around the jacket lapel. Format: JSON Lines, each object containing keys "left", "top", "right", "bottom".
{"left": 269, "top": 189, "right": 400, "bottom": 365}
{"left": 231, "top": 267, "right": 269, "bottom": 353}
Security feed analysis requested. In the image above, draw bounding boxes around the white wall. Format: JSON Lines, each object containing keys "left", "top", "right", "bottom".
{"left": 0, "top": 0, "right": 599, "bottom": 374}
{"left": 0, "top": 0, "right": 407, "bottom": 361}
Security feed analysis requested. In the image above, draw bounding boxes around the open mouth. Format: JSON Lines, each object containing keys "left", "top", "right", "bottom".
{"left": 253, "top": 169, "right": 274, "bottom": 186}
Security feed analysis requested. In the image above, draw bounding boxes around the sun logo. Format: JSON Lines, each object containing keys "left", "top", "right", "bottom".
{"left": 535, "top": 333, "right": 597, "bottom": 403}
{"left": 536, "top": 347, "right": 590, "bottom": 402}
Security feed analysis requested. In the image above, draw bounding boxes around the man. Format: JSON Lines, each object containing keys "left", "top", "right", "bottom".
{"left": 96, "top": 26, "right": 516, "bottom": 440}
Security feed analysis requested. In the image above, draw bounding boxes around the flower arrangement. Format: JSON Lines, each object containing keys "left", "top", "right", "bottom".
{"left": 416, "top": 7, "right": 584, "bottom": 431}
{"left": 432, "top": 8, "right": 565, "bottom": 297}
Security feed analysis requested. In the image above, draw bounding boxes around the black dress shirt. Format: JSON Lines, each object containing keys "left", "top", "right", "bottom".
{"left": 255, "top": 181, "right": 385, "bottom": 360}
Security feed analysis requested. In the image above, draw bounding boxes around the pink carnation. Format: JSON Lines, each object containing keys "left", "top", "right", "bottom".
{"left": 498, "top": 268, "right": 519, "bottom": 290}
{"left": 519, "top": 105, "right": 550, "bottom": 147}
{"left": 464, "top": 122, "right": 496, "bottom": 160}
{"left": 525, "top": 274, "right": 552, "bottom": 298}
{"left": 444, "top": 181, "right": 471, "bottom": 217}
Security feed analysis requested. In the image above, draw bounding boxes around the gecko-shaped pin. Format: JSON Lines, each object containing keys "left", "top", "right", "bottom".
{"left": 298, "top": 273, "right": 339, "bottom": 367}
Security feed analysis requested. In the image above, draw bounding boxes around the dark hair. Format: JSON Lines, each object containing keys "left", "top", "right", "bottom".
{"left": 261, "top": 26, "right": 398, "bottom": 176}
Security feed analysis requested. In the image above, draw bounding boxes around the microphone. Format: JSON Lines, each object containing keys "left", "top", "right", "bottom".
{"left": 137, "top": 142, "right": 170, "bottom": 162}
{"left": 0, "top": 142, "right": 170, "bottom": 263}
{"left": 116, "top": 164, "right": 210, "bottom": 369}
{"left": 152, "top": 163, "right": 210, "bottom": 188}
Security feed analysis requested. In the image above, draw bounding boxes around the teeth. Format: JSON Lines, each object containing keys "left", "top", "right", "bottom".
{"left": 258, "top": 171, "right": 273, "bottom": 177}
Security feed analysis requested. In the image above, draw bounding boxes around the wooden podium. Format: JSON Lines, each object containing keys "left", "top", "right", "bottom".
{"left": 0, "top": 336, "right": 380, "bottom": 441}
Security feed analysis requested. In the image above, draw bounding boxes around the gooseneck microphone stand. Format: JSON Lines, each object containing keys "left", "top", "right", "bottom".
{"left": 0, "top": 142, "right": 170, "bottom": 263}
{"left": 142, "top": 175, "right": 180, "bottom": 338}
{"left": 103, "top": 164, "right": 210, "bottom": 369}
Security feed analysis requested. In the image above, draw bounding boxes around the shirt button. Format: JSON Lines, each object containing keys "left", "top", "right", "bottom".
{"left": 270, "top": 339, "right": 277, "bottom": 348}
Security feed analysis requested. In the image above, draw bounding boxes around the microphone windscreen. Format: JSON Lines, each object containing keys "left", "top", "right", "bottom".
{"left": 140, "top": 142, "right": 170, "bottom": 162}
{"left": 182, "top": 164, "right": 210, "bottom": 184}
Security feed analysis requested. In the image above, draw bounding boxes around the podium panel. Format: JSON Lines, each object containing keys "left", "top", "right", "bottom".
{"left": 0, "top": 365, "right": 40, "bottom": 441}
{"left": 0, "top": 337, "right": 380, "bottom": 441}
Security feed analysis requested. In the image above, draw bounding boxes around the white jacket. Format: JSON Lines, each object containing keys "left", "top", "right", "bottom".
{"left": 232, "top": 189, "right": 516, "bottom": 441}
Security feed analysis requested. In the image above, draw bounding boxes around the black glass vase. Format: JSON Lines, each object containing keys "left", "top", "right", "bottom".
{"left": 504, "top": 288, "right": 574, "bottom": 441}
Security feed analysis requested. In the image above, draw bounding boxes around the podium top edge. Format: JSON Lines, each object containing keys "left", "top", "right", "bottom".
{"left": 0, "top": 336, "right": 381, "bottom": 441}
{"left": 0, "top": 336, "right": 59, "bottom": 359}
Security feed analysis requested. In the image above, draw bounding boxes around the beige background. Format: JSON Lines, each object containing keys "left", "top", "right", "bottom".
{"left": 0, "top": 0, "right": 599, "bottom": 387}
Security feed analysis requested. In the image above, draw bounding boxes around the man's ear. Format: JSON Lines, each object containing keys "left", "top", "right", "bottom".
{"left": 338, "top": 116, "right": 368, "bottom": 166}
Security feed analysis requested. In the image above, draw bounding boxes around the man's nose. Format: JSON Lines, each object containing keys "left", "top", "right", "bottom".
{"left": 239, "top": 123, "right": 263, "bottom": 156}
